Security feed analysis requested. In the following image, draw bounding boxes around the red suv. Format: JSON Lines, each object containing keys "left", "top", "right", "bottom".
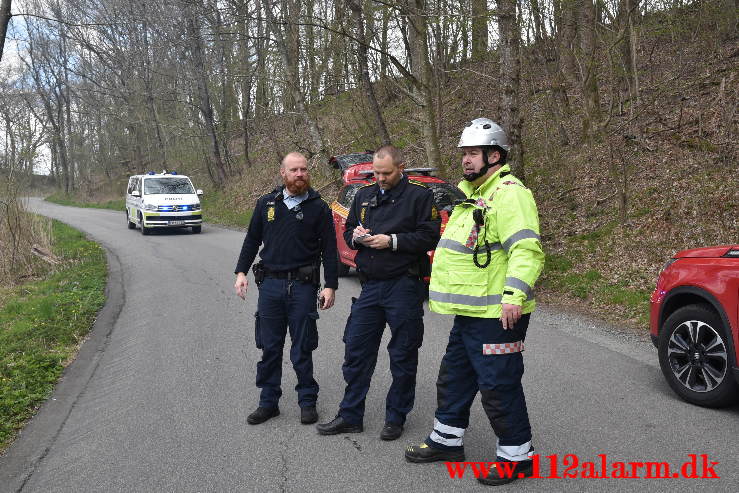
{"left": 328, "top": 152, "right": 464, "bottom": 276}
{"left": 650, "top": 245, "right": 739, "bottom": 407}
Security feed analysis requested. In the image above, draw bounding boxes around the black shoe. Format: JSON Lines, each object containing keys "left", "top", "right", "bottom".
{"left": 247, "top": 406, "right": 280, "bottom": 425}
{"left": 300, "top": 406, "right": 318, "bottom": 424}
{"left": 316, "top": 416, "right": 363, "bottom": 435}
{"left": 405, "top": 443, "right": 466, "bottom": 463}
{"left": 380, "top": 423, "right": 403, "bottom": 441}
{"left": 477, "top": 459, "right": 534, "bottom": 486}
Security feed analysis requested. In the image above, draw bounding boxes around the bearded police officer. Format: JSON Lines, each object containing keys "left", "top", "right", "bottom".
{"left": 405, "top": 119, "right": 545, "bottom": 486}
{"left": 234, "top": 152, "right": 338, "bottom": 426}
{"left": 316, "top": 145, "right": 441, "bottom": 441}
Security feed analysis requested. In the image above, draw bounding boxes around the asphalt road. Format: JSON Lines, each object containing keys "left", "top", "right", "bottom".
{"left": 1, "top": 198, "right": 737, "bottom": 492}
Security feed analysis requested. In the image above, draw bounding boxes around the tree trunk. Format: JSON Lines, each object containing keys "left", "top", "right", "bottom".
{"left": 238, "top": 1, "right": 254, "bottom": 168}
{"left": 471, "top": 0, "right": 488, "bottom": 60}
{"left": 405, "top": 0, "right": 442, "bottom": 170}
{"left": 497, "top": 0, "right": 524, "bottom": 178}
{"left": 184, "top": 4, "right": 228, "bottom": 187}
{"left": 255, "top": 1, "right": 268, "bottom": 122}
{"left": 579, "top": 0, "right": 600, "bottom": 139}
{"left": 329, "top": 2, "right": 345, "bottom": 95}
{"left": 0, "top": 0, "right": 11, "bottom": 63}
{"left": 142, "top": 18, "right": 167, "bottom": 168}
{"left": 530, "top": 0, "right": 545, "bottom": 43}
{"left": 262, "top": 0, "right": 326, "bottom": 157}
{"left": 347, "top": 0, "right": 391, "bottom": 146}
{"left": 617, "top": 0, "right": 640, "bottom": 102}
{"left": 556, "top": 0, "right": 578, "bottom": 89}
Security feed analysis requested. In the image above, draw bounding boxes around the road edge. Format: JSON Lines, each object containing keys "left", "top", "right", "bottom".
{"left": 0, "top": 243, "right": 126, "bottom": 493}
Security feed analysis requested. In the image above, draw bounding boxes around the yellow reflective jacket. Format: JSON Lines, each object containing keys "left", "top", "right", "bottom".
{"left": 429, "top": 165, "right": 545, "bottom": 318}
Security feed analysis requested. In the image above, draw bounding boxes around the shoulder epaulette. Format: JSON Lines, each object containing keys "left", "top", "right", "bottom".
{"left": 501, "top": 180, "right": 526, "bottom": 188}
{"left": 359, "top": 182, "right": 375, "bottom": 189}
{"left": 409, "top": 180, "right": 428, "bottom": 188}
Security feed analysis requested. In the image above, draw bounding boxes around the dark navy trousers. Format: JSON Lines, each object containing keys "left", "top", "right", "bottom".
{"left": 254, "top": 278, "right": 319, "bottom": 409}
{"left": 427, "top": 314, "right": 532, "bottom": 452}
{"left": 338, "top": 276, "right": 425, "bottom": 426}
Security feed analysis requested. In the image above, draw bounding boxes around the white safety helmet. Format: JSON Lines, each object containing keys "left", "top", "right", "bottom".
{"left": 457, "top": 118, "right": 510, "bottom": 152}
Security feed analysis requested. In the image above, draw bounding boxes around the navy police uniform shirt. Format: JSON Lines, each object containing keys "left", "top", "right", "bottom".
{"left": 344, "top": 174, "right": 441, "bottom": 280}
{"left": 235, "top": 186, "right": 339, "bottom": 289}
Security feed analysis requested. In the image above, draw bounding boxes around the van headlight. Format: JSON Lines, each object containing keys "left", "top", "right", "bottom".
{"left": 192, "top": 203, "right": 201, "bottom": 211}
{"left": 143, "top": 203, "right": 157, "bottom": 211}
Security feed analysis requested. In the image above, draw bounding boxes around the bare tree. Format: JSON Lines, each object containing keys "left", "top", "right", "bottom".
{"left": 347, "top": 0, "right": 391, "bottom": 146}
{"left": 262, "top": 0, "right": 326, "bottom": 158}
{"left": 471, "top": 0, "right": 488, "bottom": 60}
{"left": 0, "top": 0, "right": 10, "bottom": 63}
{"left": 497, "top": 0, "right": 524, "bottom": 176}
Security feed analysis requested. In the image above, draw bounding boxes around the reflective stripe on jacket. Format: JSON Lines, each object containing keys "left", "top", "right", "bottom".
{"left": 428, "top": 165, "right": 545, "bottom": 318}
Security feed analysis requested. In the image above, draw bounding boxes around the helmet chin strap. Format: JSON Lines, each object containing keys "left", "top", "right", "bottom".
{"left": 463, "top": 148, "right": 497, "bottom": 182}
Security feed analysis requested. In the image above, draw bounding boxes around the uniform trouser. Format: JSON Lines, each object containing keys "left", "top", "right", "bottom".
{"left": 254, "top": 278, "right": 320, "bottom": 409}
{"left": 338, "top": 276, "right": 425, "bottom": 426}
{"left": 425, "top": 314, "right": 533, "bottom": 462}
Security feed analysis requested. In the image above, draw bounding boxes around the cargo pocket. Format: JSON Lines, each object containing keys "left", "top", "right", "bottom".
{"left": 303, "top": 311, "right": 319, "bottom": 351}
{"left": 254, "top": 311, "right": 263, "bottom": 349}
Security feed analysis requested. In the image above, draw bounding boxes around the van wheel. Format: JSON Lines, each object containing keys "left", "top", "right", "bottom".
{"left": 191, "top": 226, "right": 202, "bottom": 234}
{"left": 126, "top": 210, "right": 136, "bottom": 229}
{"left": 139, "top": 213, "right": 150, "bottom": 235}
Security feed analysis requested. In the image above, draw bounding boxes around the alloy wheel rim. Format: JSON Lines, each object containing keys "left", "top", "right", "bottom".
{"left": 667, "top": 319, "right": 727, "bottom": 393}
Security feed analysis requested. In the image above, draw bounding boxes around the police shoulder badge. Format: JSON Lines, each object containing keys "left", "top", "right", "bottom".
{"left": 267, "top": 206, "right": 275, "bottom": 221}
{"left": 431, "top": 205, "right": 439, "bottom": 220}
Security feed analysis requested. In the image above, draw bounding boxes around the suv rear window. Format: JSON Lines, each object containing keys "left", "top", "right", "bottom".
{"left": 339, "top": 184, "right": 363, "bottom": 208}
{"left": 427, "top": 182, "right": 465, "bottom": 211}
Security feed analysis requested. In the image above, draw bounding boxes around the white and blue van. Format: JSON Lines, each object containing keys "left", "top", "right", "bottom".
{"left": 126, "top": 171, "right": 203, "bottom": 235}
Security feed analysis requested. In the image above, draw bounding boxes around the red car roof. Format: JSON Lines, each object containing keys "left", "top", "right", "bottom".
{"left": 335, "top": 157, "right": 448, "bottom": 185}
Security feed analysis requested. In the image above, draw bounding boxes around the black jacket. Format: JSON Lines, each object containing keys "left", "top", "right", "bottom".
{"left": 235, "top": 186, "right": 339, "bottom": 289}
{"left": 344, "top": 175, "right": 441, "bottom": 280}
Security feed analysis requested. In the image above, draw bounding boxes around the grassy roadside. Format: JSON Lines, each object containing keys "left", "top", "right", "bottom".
{"left": 538, "top": 226, "right": 653, "bottom": 329}
{"left": 45, "top": 192, "right": 125, "bottom": 211}
{"left": 0, "top": 220, "right": 107, "bottom": 452}
{"left": 199, "top": 190, "right": 252, "bottom": 228}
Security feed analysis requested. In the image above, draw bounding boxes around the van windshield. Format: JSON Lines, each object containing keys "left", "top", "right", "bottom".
{"left": 143, "top": 178, "right": 194, "bottom": 195}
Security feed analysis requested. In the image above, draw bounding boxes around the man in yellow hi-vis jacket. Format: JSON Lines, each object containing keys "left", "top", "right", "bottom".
{"left": 405, "top": 118, "right": 545, "bottom": 486}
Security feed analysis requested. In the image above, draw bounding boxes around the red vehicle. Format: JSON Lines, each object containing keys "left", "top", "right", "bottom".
{"left": 650, "top": 245, "right": 739, "bottom": 407}
{"left": 328, "top": 152, "right": 465, "bottom": 277}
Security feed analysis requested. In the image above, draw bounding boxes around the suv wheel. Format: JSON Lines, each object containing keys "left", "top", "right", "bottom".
{"left": 126, "top": 209, "right": 136, "bottom": 229}
{"left": 658, "top": 304, "right": 738, "bottom": 407}
{"left": 139, "top": 213, "right": 151, "bottom": 236}
{"left": 191, "top": 225, "right": 202, "bottom": 234}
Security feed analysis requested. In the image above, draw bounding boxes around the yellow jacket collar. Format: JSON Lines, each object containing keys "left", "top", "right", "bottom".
{"left": 458, "top": 164, "right": 512, "bottom": 198}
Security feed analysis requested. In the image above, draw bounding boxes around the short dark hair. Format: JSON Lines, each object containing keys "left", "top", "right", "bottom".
{"left": 484, "top": 145, "right": 508, "bottom": 166}
{"left": 374, "top": 145, "right": 404, "bottom": 166}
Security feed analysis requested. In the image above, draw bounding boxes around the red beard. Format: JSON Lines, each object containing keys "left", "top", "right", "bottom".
{"left": 285, "top": 176, "right": 310, "bottom": 195}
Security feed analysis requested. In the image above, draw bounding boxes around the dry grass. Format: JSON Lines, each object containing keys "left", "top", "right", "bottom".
{"left": 0, "top": 180, "right": 54, "bottom": 289}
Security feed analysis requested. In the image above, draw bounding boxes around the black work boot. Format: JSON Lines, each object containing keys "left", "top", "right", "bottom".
{"left": 379, "top": 423, "right": 403, "bottom": 441}
{"left": 404, "top": 443, "right": 466, "bottom": 463}
{"left": 247, "top": 406, "right": 280, "bottom": 425}
{"left": 300, "top": 406, "right": 318, "bottom": 424}
{"left": 316, "top": 416, "right": 363, "bottom": 435}
{"left": 477, "top": 459, "right": 534, "bottom": 486}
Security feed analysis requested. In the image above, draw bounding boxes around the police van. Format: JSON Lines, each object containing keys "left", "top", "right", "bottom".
{"left": 125, "top": 171, "right": 203, "bottom": 235}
